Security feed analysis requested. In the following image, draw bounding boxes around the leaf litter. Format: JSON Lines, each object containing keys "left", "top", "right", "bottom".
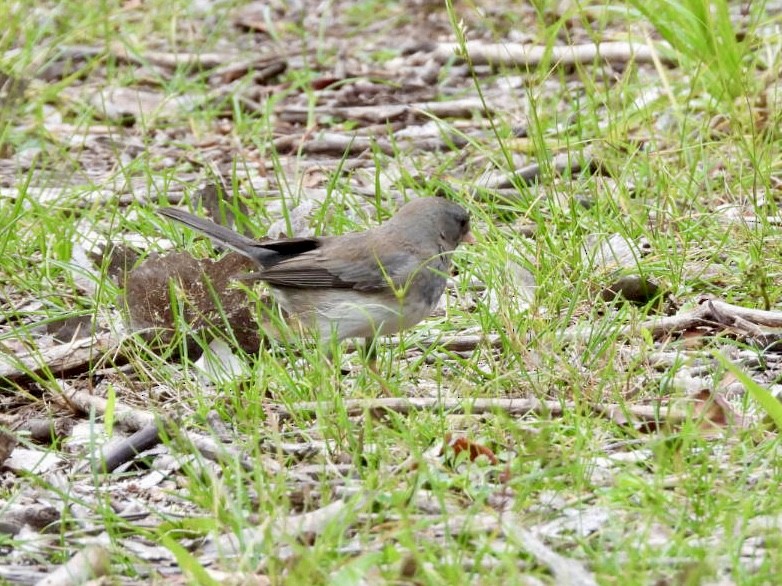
{"left": 1, "top": 0, "right": 782, "bottom": 584}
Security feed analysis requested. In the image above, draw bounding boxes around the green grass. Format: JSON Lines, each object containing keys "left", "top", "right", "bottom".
{"left": 2, "top": 0, "right": 782, "bottom": 584}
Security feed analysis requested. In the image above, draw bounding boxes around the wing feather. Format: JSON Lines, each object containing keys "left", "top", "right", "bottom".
{"left": 261, "top": 245, "right": 426, "bottom": 292}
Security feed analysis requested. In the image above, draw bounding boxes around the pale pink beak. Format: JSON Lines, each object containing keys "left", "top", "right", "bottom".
{"left": 462, "top": 231, "right": 476, "bottom": 245}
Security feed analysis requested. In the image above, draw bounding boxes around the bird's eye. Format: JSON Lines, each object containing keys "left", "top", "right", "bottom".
{"left": 459, "top": 218, "right": 468, "bottom": 228}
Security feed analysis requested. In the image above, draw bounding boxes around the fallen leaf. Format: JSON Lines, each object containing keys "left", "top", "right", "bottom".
{"left": 195, "top": 338, "right": 250, "bottom": 384}
{"left": 686, "top": 388, "right": 742, "bottom": 433}
{"left": 442, "top": 433, "right": 498, "bottom": 464}
{"left": 601, "top": 274, "right": 664, "bottom": 306}
{"left": 123, "top": 251, "right": 266, "bottom": 354}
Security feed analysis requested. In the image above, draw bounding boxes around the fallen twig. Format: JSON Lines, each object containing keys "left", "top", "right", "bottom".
{"left": 35, "top": 544, "right": 110, "bottom": 586}
{"left": 208, "top": 494, "right": 367, "bottom": 558}
{"left": 275, "top": 397, "right": 688, "bottom": 426}
{"left": 62, "top": 388, "right": 279, "bottom": 474}
{"left": 501, "top": 518, "right": 598, "bottom": 586}
{"left": 434, "top": 40, "right": 673, "bottom": 67}
{"left": 62, "top": 387, "right": 155, "bottom": 431}
{"left": 620, "top": 297, "right": 782, "bottom": 340}
{"left": 277, "top": 97, "right": 492, "bottom": 125}
{"left": 0, "top": 334, "right": 116, "bottom": 381}
{"left": 99, "top": 423, "right": 163, "bottom": 473}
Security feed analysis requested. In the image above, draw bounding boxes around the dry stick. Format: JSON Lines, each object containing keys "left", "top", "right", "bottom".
{"left": 23, "top": 418, "right": 74, "bottom": 445}
{"left": 479, "top": 152, "right": 596, "bottom": 191}
{"left": 35, "top": 544, "right": 110, "bottom": 586}
{"left": 618, "top": 297, "right": 782, "bottom": 340}
{"left": 276, "top": 397, "right": 688, "bottom": 425}
{"left": 62, "top": 388, "right": 278, "bottom": 474}
{"left": 709, "top": 301, "right": 769, "bottom": 338}
{"left": 557, "top": 297, "right": 782, "bottom": 345}
{"left": 210, "top": 494, "right": 367, "bottom": 557}
{"left": 108, "top": 42, "right": 239, "bottom": 69}
{"left": 64, "top": 387, "right": 155, "bottom": 430}
{"left": 434, "top": 40, "right": 673, "bottom": 67}
{"left": 395, "top": 295, "right": 782, "bottom": 365}
{"left": 100, "top": 423, "right": 163, "bottom": 473}
{"left": 273, "top": 130, "right": 470, "bottom": 156}
{"left": 500, "top": 518, "right": 598, "bottom": 586}
{"left": 369, "top": 333, "right": 502, "bottom": 354}
{"left": 0, "top": 334, "right": 116, "bottom": 381}
{"left": 708, "top": 299, "right": 782, "bottom": 328}
{"left": 277, "top": 97, "right": 491, "bottom": 125}
{"left": 273, "top": 133, "right": 395, "bottom": 156}
{"left": 386, "top": 302, "right": 718, "bottom": 354}
{"left": 0, "top": 186, "right": 186, "bottom": 208}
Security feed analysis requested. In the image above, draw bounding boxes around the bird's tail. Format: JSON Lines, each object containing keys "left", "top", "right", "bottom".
{"left": 158, "top": 208, "right": 273, "bottom": 265}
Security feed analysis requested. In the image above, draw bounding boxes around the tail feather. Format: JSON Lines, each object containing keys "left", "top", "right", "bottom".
{"left": 158, "top": 208, "right": 272, "bottom": 265}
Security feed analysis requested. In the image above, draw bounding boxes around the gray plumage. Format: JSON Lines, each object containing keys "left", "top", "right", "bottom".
{"left": 158, "top": 197, "right": 472, "bottom": 342}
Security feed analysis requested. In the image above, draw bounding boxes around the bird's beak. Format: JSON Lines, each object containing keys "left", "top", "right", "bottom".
{"left": 462, "top": 231, "right": 476, "bottom": 245}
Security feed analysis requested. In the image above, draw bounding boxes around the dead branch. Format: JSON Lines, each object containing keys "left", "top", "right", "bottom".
{"left": 434, "top": 40, "right": 673, "bottom": 67}
{"left": 99, "top": 423, "right": 163, "bottom": 473}
{"left": 35, "top": 544, "right": 110, "bottom": 586}
{"left": 708, "top": 299, "right": 782, "bottom": 328}
{"left": 277, "top": 97, "right": 491, "bottom": 125}
{"left": 21, "top": 418, "right": 74, "bottom": 445}
{"left": 63, "top": 388, "right": 155, "bottom": 431}
{"left": 210, "top": 495, "right": 367, "bottom": 557}
{"left": 109, "top": 43, "right": 242, "bottom": 70}
{"left": 615, "top": 297, "right": 782, "bottom": 341}
{"left": 478, "top": 152, "right": 596, "bottom": 190}
{"left": 0, "top": 334, "right": 116, "bottom": 381}
{"left": 275, "top": 397, "right": 688, "bottom": 426}
{"left": 501, "top": 519, "right": 598, "bottom": 586}
{"left": 62, "top": 388, "right": 279, "bottom": 475}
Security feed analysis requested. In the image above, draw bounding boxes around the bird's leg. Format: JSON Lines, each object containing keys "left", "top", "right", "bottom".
{"left": 362, "top": 336, "right": 379, "bottom": 374}
{"left": 362, "top": 337, "right": 396, "bottom": 396}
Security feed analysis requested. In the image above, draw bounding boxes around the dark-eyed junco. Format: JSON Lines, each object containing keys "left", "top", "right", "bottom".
{"left": 158, "top": 197, "right": 473, "bottom": 351}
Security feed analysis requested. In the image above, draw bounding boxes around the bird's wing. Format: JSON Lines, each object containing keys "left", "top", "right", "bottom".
{"left": 254, "top": 238, "right": 323, "bottom": 256}
{"left": 260, "top": 243, "right": 427, "bottom": 292}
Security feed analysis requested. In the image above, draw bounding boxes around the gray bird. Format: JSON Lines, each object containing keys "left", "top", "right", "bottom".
{"left": 158, "top": 197, "right": 473, "bottom": 350}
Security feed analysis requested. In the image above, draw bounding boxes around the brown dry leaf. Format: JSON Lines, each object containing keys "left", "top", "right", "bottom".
{"left": 195, "top": 181, "right": 252, "bottom": 237}
{"left": 681, "top": 327, "right": 711, "bottom": 349}
{"left": 309, "top": 76, "right": 343, "bottom": 91}
{"left": 442, "top": 433, "right": 498, "bottom": 464}
{"left": 89, "top": 242, "right": 142, "bottom": 285}
{"left": 301, "top": 167, "right": 329, "bottom": 189}
{"left": 631, "top": 387, "right": 744, "bottom": 437}
{"left": 123, "top": 250, "right": 266, "bottom": 354}
{"left": 635, "top": 419, "right": 664, "bottom": 434}
{"left": 675, "top": 388, "right": 746, "bottom": 437}
{"left": 232, "top": 2, "right": 279, "bottom": 33}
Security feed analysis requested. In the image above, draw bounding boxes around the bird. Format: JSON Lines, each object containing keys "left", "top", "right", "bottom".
{"left": 158, "top": 197, "right": 474, "bottom": 353}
